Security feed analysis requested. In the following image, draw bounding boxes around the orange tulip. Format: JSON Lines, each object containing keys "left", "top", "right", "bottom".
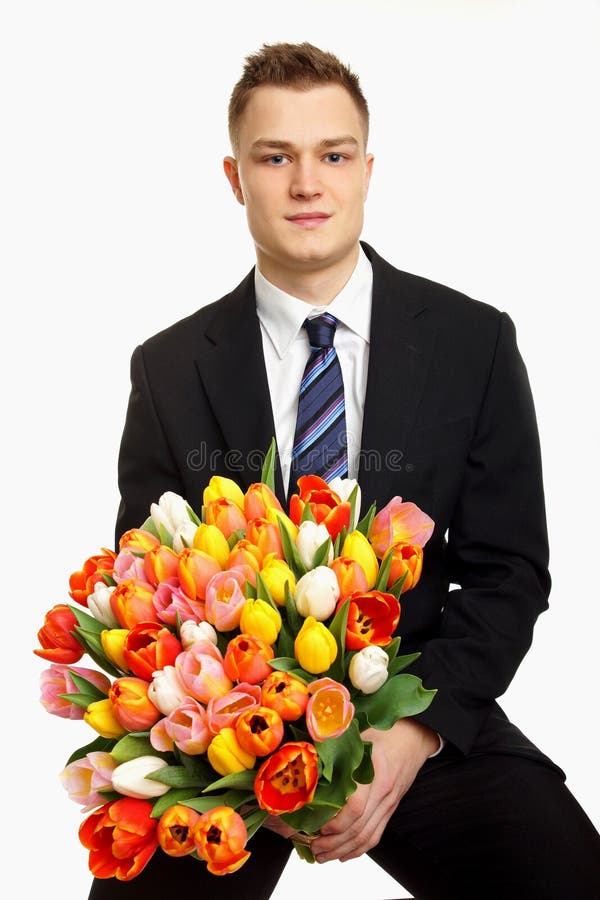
{"left": 157, "top": 804, "right": 201, "bottom": 857}
{"left": 386, "top": 541, "right": 424, "bottom": 592}
{"left": 245, "top": 517, "right": 284, "bottom": 560}
{"left": 68, "top": 549, "right": 117, "bottom": 607}
{"left": 244, "top": 482, "right": 283, "bottom": 520}
{"left": 330, "top": 556, "right": 369, "bottom": 598}
{"left": 118, "top": 529, "right": 161, "bottom": 553}
{"left": 123, "top": 622, "right": 182, "bottom": 681}
{"left": 223, "top": 634, "right": 274, "bottom": 684}
{"left": 260, "top": 671, "right": 309, "bottom": 722}
{"left": 368, "top": 496, "right": 434, "bottom": 558}
{"left": 143, "top": 545, "right": 179, "bottom": 587}
{"left": 110, "top": 579, "right": 158, "bottom": 629}
{"left": 205, "top": 497, "right": 247, "bottom": 539}
{"left": 288, "top": 474, "right": 351, "bottom": 540}
{"left": 178, "top": 547, "right": 221, "bottom": 602}
{"left": 226, "top": 540, "right": 263, "bottom": 585}
{"left": 254, "top": 741, "right": 319, "bottom": 815}
{"left": 337, "top": 590, "right": 400, "bottom": 651}
{"left": 34, "top": 604, "right": 83, "bottom": 664}
{"left": 194, "top": 806, "right": 250, "bottom": 875}
{"left": 109, "top": 677, "right": 161, "bottom": 731}
{"left": 79, "top": 798, "right": 158, "bottom": 881}
{"left": 235, "top": 706, "right": 284, "bottom": 756}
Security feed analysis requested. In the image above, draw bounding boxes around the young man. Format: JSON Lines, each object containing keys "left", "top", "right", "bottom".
{"left": 97, "top": 43, "right": 600, "bottom": 899}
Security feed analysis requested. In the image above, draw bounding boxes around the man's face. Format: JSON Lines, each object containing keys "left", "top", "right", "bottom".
{"left": 223, "top": 84, "right": 374, "bottom": 283}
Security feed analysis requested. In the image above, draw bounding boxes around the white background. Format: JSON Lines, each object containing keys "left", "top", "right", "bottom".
{"left": 3, "top": 1, "right": 599, "bottom": 898}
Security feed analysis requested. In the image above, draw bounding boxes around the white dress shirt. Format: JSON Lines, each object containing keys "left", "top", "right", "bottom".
{"left": 255, "top": 244, "right": 373, "bottom": 499}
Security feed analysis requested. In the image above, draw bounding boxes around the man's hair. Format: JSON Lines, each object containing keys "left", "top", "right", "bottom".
{"left": 228, "top": 41, "right": 369, "bottom": 155}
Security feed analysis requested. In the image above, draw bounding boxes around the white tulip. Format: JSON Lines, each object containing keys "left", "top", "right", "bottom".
{"left": 328, "top": 477, "right": 361, "bottom": 530}
{"left": 150, "top": 491, "right": 192, "bottom": 537}
{"left": 148, "top": 665, "right": 187, "bottom": 715}
{"left": 172, "top": 520, "right": 199, "bottom": 553}
{"left": 295, "top": 521, "right": 333, "bottom": 569}
{"left": 294, "top": 566, "right": 340, "bottom": 621}
{"left": 348, "top": 645, "right": 389, "bottom": 694}
{"left": 87, "top": 582, "right": 119, "bottom": 627}
{"left": 111, "top": 755, "right": 170, "bottom": 799}
{"left": 179, "top": 619, "right": 218, "bottom": 648}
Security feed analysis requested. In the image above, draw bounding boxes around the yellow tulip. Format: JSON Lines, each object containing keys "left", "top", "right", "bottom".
{"left": 84, "top": 698, "right": 127, "bottom": 739}
{"left": 240, "top": 598, "right": 281, "bottom": 645}
{"left": 192, "top": 523, "right": 230, "bottom": 568}
{"left": 260, "top": 555, "right": 296, "bottom": 607}
{"left": 294, "top": 616, "right": 337, "bottom": 675}
{"left": 341, "top": 530, "right": 379, "bottom": 589}
{"left": 207, "top": 727, "right": 256, "bottom": 776}
{"left": 203, "top": 476, "right": 245, "bottom": 511}
{"left": 265, "top": 506, "right": 299, "bottom": 542}
{"left": 100, "top": 629, "right": 129, "bottom": 671}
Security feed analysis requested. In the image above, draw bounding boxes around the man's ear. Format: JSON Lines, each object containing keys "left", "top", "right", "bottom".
{"left": 223, "top": 156, "right": 245, "bottom": 205}
{"left": 363, "top": 153, "right": 375, "bottom": 200}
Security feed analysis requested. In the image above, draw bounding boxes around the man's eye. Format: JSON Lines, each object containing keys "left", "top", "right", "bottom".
{"left": 267, "top": 155, "right": 287, "bottom": 165}
{"left": 326, "top": 153, "right": 344, "bottom": 163}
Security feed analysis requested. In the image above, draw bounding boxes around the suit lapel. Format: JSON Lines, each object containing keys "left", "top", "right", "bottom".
{"left": 358, "top": 242, "right": 436, "bottom": 514}
{"left": 193, "top": 269, "right": 286, "bottom": 504}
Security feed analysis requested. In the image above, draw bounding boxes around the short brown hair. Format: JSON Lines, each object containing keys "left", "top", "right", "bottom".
{"left": 228, "top": 42, "right": 369, "bottom": 155}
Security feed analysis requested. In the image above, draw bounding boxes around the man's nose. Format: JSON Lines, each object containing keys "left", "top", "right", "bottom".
{"left": 289, "top": 161, "right": 323, "bottom": 200}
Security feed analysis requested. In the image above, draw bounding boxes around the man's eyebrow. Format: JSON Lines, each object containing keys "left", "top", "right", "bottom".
{"left": 251, "top": 135, "right": 360, "bottom": 151}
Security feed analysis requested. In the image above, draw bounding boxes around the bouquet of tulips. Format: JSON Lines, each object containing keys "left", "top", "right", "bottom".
{"left": 34, "top": 439, "right": 436, "bottom": 882}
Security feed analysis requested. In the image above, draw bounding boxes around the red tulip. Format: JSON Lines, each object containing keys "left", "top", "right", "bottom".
{"left": 78, "top": 798, "right": 158, "bottom": 880}
{"left": 337, "top": 590, "right": 400, "bottom": 650}
{"left": 254, "top": 741, "right": 319, "bottom": 815}
{"left": 288, "top": 475, "right": 351, "bottom": 539}
{"left": 68, "top": 549, "right": 117, "bottom": 607}
{"left": 34, "top": 604, "right": 83, "bottom": 664}
{"left": 123, "top": 622, "right": 182, "bottom": 681}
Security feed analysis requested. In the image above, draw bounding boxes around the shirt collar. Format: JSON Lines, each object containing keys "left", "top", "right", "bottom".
{"left": 255, "top": 244, "right": 373, "bottom": 360}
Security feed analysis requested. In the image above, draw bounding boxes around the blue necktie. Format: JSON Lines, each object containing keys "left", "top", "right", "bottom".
{"left": 289, "top": 312, "right": 348, "bottom": 496}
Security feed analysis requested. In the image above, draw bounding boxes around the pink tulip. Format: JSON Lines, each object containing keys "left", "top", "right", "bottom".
{"left": 153, "top": 577, "right": 205, "bottom": 625}
{"left": 205, "top": 570, "right": 247, "bottom": 632}
{"left": 60, "top": 751, "right": 117, "bottom": 811}
{"left": 368, "top": 496, "right": 435, "bottom": 558}
{"left": 305, "top": 677, "right": 354, "bottom": 742}
{"left": 40, "top": 664, "right": 111, "bottom": 719}
{"left": 207, "top": 683, "right": 262, "bottom": 734}
{"left": 112, "top": 549, "right": 147, "bottom": 584}
{"left": 176, "top": 642, "right": 232, "bottom": 704}
{"left": 150, "top": 697, "right": 211, "bottom": 755}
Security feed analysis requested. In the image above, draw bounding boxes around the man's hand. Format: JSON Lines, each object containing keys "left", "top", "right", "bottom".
{"left": 309, "top": 718, "right": 439, "bottom": 863}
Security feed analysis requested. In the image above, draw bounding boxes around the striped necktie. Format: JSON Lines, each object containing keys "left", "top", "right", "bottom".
{"left": 288, "top": 312, "right": 348, "bottom": 497}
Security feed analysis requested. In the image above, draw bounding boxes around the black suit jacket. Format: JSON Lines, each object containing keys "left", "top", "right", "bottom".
{"left": 115, "top": 241, "right": 561, "bottom": 770}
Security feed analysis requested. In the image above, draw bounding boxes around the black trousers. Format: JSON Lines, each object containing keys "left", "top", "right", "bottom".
{"left": 88, "top": 752, "right": 600, "bottom": 900}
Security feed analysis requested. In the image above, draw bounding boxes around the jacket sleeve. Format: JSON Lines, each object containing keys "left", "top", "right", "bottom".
{"left": 410, "top": 312, "right": 551, "bottom": 754}
{"left": 115, "top": 344, "right": 186, "bottom": 548}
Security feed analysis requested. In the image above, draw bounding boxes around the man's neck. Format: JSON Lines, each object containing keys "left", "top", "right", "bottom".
{"left": 256, "top": 244, "right": 360, "bottom": 305}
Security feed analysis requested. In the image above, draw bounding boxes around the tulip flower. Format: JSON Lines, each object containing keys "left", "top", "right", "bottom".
{"left": 87, "top": 581, "right": 119, "bottom": 627}
{"left": 194, "top": 806, "right": 251, "bottom": 875}
{"left": 204, "top": 569, "right": 247, "bottom": 632}
{"left": 143, "top": 544, "right": 180, "bottom": 587}
{"left": 348, "top": 644, "right": 389, "bottom": 694}
{"left": 294, "top": 566, "right": 340, "bottom": 621}
{"left": 118, "top": 528, "right": 161, "bottom": 553}
{"left": 40, "top": 664, "right": 111, "bottom": 719}
{"left": 259, "top": 554, "right": 296, "bottom": 607}
{"left": 178, "top": 547, "right": 221, "bottom": 602}
{"left": 68, "top": 548, "right": 117, "bottom": 606}
{"left": 330, "top": 556, "right": 369, "bottom": 598}
{"left": 254, "top": 741, "right": 319, "bottom": 815}
{"left": 112, "top": 548, "right": 148, "bottom": 584}
{"left": 306, "top": 677, "right": 354, "bottom": 741}
{"left": 338, "top": 590, "right": 400, "bottom": 651}
{"left": 172, "top": 519, "right": 200, "bottom": 554}
{"left": 235, "top": 706, "right": 284, "bottom": 756}
{"left": 176, "top": 642, "right": 233, "bottom": 704}
{"left": 203, "top": 475, "right": 246, "bottom": 511}
{"left": 60, "top": 751, "right": 117, "bottom": 811}
{"left": 109, "top": 677, "right": 161, "bottom": 731}
{"left": 240, "top": 598, "right": 282, "bottom": 645}
{"left": 34, "top": 604, "right": 83, "bottom": 664}
{"left": 157, "top": 804, "right": 201, "bottom": 857}
{"left": 84, "top": 698, "right": 127, "bottom": 739}
{"left": 261, "top": 671, "right": 309, "bottom": 722}
{"left": 193, "top": 522, "right": 230, "bottom": 568}
{"left": 100, "top": 628, "right": 129, "bottom": 672}
{"left": 123, "top": 622, "right": 182, "bottom": 681}
{"left": 150, "top": 697, "right": 211, "bottom": 755}
{"left": 79, "top": 798, "right": 158, "bottom": 881}
{"left": 207, "top": 727, "right": 256, "bottom": 776}
{"left": 265, "top": 505, "right": 299, "bottom": 542}
{"left": 244, "top": 481, "right": 283, "bottom": 520}
{"left": 289, "top": 474, "right": 351, "bottom": 539}
{"left": 223, "top": 634, "right": 275, "bottom": 684}
{"left": 369, "top": 496, "right": 434, "bottom": 558}
{"left": 328, "top": 476, "right": 361, "bottom": 529}
{"left": 153, "top": 577, "right": 205, "bottom": 626}
{"left": 294, "top": 616, "right": 337, "bottom": 675}
{"left": 205, "top": 497, "right": 247, "bottom": 539}
{"left": 151, "top": 491, "right": 193, "bottom": 537}
{"left": 179, "top": 618, "right": 218, "bottom": 648}
{"left": 295, "top": 520, "right": 333, "bottom": 569}
{"left": 148, "top": 665, "right": 187, "bottom": 715}
{"left": 246, "top": 517, "right": 284, "bottom": 559}
{"left": 226, "top": 539, "right": 263, "bottom": 584}
{"left": 341, "top": 530, "right": 379, "bottom": 589}
{"left": 207, "top": 683, "right": 262, "bottom": 734}
{"left": 386, "top": 541, "right": 424, "bottom": 592}
{"left": 110, "top": 579, "right": 158, "bottom": 629}
{"left": 111, "top": 756, "right": 170, "bottom": 799}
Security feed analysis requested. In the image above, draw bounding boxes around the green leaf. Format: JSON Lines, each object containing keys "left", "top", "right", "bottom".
{"left": 158, "top": 523, "right": 174, "bottom": 548}
{"left": 292, "top": 837, "right": 317, "bottom": 864}
{"left": 281, "top": 800, "right": 341, "bottom": 834}
{"left": 311, "top": 536, "right": 332, "bottom": 569}
{"left": 58, "top": 692, "right": 97, "bottom": 710}
{"left": 261, "top": 437, "right": 277, "bottom": 492}
{"left": 102, "top": 573, "right": 117, "bottom": 587}
{"left": 353, "top": 741, "right": 374, "bottom": 784}
{"left": 356, "top": 501, "right": 376, "bottom": 538}
{"left": 347, "top": 482, "right": 360, "bottom": 530}
{"left": 269, "top": 656, "right": 301, "bottom": 672}
{"left": 69, "top": 605, "right": 106, "bottom": 634}
{"left": 388, "top": 652, "right": 421, "bottom": 676}
{"left": 300, "top": 502, "right": 316, "bottom": 524}
{"left": 255, "top": 571, "right": 278, "bottom": 611}
{"left": 244, "top": 809, "right": 269, "bottom": 841}
{"left": 387, "top": 570, "right": 408, "bottom": 599}
{"left": 203, "top": 769, "right": 257, "bottom": 793}
{"left": 111, "top": 733, "right": 158, "bottom": 764}
{"left": 150, "top": 787, "right": 201, "bottom": 818}
{"left": 147, "top": 766, "right": 208, "bottom": 789}
{"left": 275, "top": 621, "right": 294, "bottom": 659}
{"left": 277, "top": 519, "right": 307, "bottom": 580}
{"left": 315, "top": 720, "right": 364, "bottom": 787}
{"left": 375, "top": 547, "right": 394, "bottom": 591}
{"left": 244, "top": 580, "right": 257, "bottom": 600}
{"left": 72, "top": 628, "right": 122, "bottom": 678}
{"left": 284, "top": 581, "right": 302, "bottom": 634}
{"left": 68, "top": 671, "right": 109, "bottom": 702}
{"left": 353, "top": 674, "right": 437, "bottom": 729}
{"left": 227, "top": 528, "right": 246, "bottom": 550}
{"left": 140, "top": 516, "right": 160, "bottom": 540}
{"left": 324, "top": 599, "right": 349, "bottom": 682}
{"left": 176, "top": 750, "right": 216, "bottom": 786}
{"left": 183, "top": 789, "right": 252, "bottom": 814}
{"left": 65, "top": 736, "right": 116, "bottom": 767}
{"left": 185, "top": 504, "right": 201, "bottom": 526}
{"left": 384, "top": 636, "right": 401, "bottom": 662}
